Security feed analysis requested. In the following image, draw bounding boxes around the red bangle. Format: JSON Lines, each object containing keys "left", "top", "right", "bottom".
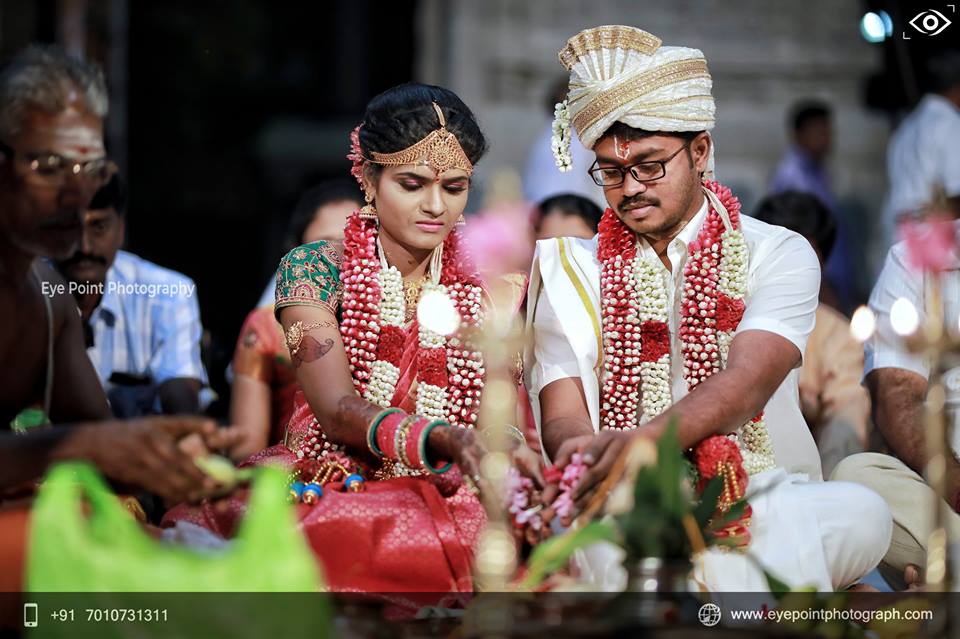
{"left": 405, "top": 417, "right": 430, "bottom": 468}
{"left": 377, "top": 411, "right": 406, "bottom": 460}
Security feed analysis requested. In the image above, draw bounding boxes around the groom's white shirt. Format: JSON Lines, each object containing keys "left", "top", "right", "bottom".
{"left": 525, "top": 198, "right": 824, "bottom": 479}
{"left": 524, "top": 199, "right": 891, "bottom": 592}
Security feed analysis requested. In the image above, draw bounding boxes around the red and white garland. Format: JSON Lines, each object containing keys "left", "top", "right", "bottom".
{"left": 292, "top": 126, "right": 486, "bottom": 465}
{"left": 598, "top": 180, "right": 775, "bottom": 476}
{"left": 297, "top": 212, "right": 485, "bottom": 462}
{"left": 342, "top": 212, "right": 485, "bottom": 424}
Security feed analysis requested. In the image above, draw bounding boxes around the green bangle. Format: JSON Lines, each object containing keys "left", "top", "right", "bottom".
{"left": 367, "top": 407, "right": 403, "bottom": 458}
{"left": 419, "top": 420, "right": 453, "bottom": 474}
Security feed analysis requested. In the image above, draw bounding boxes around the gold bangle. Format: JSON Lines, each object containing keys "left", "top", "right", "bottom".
{"left": 395, "top": 415, "right": 419, "bottom": 468}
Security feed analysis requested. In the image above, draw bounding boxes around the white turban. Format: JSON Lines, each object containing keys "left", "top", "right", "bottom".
{"left": 552, "top": 26, "right": 716, "bottom": 175}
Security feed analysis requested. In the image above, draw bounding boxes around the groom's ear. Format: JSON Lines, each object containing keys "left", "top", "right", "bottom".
{"left": 691, "top": 132, "right": 711, "bottom": 173}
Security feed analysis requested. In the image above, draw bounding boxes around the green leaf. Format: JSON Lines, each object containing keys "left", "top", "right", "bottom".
{"left": 521, "top": 521, "right": 618, "bottom": 589}
{"left": 692, "top": 476, "right": 724, "bottom": 528}
{"left": 705, "top": 498, "right": 750, "bottom": 533}
{"left": 655, "top": 420, "right": 685, "bottom": 517}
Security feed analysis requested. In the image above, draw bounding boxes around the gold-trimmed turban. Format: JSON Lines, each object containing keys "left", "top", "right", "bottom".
{"left": 553, "top": 25, "right": 715, "bottom": 163}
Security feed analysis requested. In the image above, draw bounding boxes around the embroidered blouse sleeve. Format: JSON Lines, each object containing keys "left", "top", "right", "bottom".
{"left": 275, "top": 241, "right": 343, "bottom": 316}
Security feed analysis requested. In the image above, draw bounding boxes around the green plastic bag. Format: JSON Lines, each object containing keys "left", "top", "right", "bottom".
{"left": 25, "top": 462, "right": 332, "bottom": 639}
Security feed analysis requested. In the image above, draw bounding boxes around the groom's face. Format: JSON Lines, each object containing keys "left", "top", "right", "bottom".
{"left": 593, "top": 131, "right": 709, "bottom": 240}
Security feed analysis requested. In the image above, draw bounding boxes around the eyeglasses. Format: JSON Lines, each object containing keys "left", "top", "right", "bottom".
{"left": 588, "top": 141, "right": 691, "bottom": 187}
{"left": 0, "top": 140, "right": 114, "bottom": 187}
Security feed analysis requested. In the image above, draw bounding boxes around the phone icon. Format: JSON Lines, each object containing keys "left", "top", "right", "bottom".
{"left": 24, "top": 603, "right": 38, "bottom": 628}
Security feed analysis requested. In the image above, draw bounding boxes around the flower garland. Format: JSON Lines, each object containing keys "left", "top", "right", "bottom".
{"left": 551, "top": 100, "right": 573, "bottom": 172}
{"left": 505, "top": 455, "right": 588, "bottom": 532}
{"left": 596, "top": 180, "right": 776, "bottom": 506}
{"left": 296, "top": 211, "right": 485, "bottom": 463}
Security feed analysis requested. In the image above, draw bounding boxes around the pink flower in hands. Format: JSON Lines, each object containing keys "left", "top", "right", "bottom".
{"left": 548, "top": 453, "right": 588, "bottom": 522}
{"left": 552, "top": 492, "right": 574, "bottom": 520}
{"left": 899, "top": 214, "right": 959, "bottom": 273}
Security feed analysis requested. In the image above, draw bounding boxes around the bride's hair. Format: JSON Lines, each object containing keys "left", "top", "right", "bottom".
{"left": 358, "top": 82, "right": 488, "bottom": 175}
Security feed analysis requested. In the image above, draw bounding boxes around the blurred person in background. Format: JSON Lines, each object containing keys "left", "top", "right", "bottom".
{"left": 252, "top": 180, "right": 361, "bottom": 309}
{"left": 228, "top": 179, "right": 361, "bottom": 460}
{"left": 533, "top": 193, "right": 602, "bottom": 241}
{"left": 55, "top": 174, "right": 211, "bottom": 418}
{"left": 882, "top": 51, "right": 960, "bottom": 249}
{"left": 523, "top": 77, "right": 605, "bottom": 209}
{"left": 770, "top": 101, "right": 835, "bottom": 209}
{"left": 769, "top": 100, "right": 856, "bottom": 312}
{"left": 752, "top": 191, "right": 870, "bottom": 477}
{"left": 832, "top": 210, "right": 960, "bottom": 590}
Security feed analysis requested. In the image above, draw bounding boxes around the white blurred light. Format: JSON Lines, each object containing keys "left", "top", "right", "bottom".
{"left": 850, "top": 305, "right": 877, "bottom": 342}
{"left": 890, "top": 297, "right": 920, "bottom": 336}
{"left": 860, "top": 12, "right": 887, "bottom": 42}
{"left": 417, "top": 288, "right": 461, "bottom": 336}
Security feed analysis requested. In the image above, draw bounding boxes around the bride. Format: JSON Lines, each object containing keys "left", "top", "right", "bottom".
{"left": 167, "top": 82, "right": 540, "bottom": 594}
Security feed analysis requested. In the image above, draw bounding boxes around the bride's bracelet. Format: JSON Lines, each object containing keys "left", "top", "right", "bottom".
{"left": 365, "top": 407, "right": 453, "bottom": 474}
{"left": 418, "top": 420, "right": 453, "bottom": 474}
{"left": 480, "top": 424, "right": 526, "bottom": 448}
{"left": 367, "top": 407, "right": 403, "bottom": 459}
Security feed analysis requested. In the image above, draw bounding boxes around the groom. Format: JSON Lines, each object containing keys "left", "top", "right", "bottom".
{"left": 526, "top": 25, "right": 891, "bottom": 591}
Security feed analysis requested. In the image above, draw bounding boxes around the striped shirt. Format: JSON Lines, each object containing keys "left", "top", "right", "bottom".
{"left": 87, "top": 250, "right": 208, "bottom": 392}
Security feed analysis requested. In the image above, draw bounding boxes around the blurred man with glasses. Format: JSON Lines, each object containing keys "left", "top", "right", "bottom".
{"left": 0, "top": 47, "right": 238, "bottom": 587}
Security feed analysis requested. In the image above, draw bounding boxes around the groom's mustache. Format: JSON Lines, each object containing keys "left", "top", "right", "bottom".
{"left": 618, "top": 195, "right": 660, "bottom": 213}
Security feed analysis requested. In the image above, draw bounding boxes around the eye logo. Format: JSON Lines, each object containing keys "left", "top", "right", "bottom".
{"left": 909, "top": 9, "right": 952, "bottom": 36}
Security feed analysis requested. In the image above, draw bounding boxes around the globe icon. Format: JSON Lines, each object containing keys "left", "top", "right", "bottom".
{"left": 698, "top": 603, "right": 722, "bottom": 627}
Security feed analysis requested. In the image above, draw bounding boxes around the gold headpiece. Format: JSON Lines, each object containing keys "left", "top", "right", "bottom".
{"left": 368, "top": 102, "right": 473, "bottom": 176}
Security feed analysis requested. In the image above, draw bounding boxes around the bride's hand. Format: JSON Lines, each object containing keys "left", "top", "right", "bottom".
{"left": 443, "top": 426, "right": 489, "bottom": 494}
{"left": 511, "top": 444, "right": 545, "bottom": 490}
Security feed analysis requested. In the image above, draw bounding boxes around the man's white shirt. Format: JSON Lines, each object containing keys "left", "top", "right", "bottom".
{"left": 526, "top": 198, "right": 824, "bottom": 479}
{"left": 865, "top": 222, "right": 960, "bottom": 455}
{"left": 883, "top": 94, "right": 960, "bottom": 247}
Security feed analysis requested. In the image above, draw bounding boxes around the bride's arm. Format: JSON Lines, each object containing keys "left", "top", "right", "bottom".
{"left": 278, "top": 304, "right": 380, "bottom": 453}
{"left": 280, "top": 303, "right": 481, "bottom": 471}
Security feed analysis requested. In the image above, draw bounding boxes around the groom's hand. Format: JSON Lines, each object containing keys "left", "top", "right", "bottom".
{"left": 541, "top": 430, "right": 633, "bottom": 527}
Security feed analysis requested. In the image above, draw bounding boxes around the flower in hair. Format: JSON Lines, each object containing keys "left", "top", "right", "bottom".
{"left": 347, "top": 124, "right": 365, "bottom": 187}
{"left": 551, "top": 100, "right": 573, "bottom": 173}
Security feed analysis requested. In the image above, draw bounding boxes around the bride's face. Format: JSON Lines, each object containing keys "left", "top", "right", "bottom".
{"left": 371, "top": 164, "right": 469, "bottom": 252}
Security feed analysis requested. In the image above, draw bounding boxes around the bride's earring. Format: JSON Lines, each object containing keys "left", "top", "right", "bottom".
{"left": 455, "top": 213, "right": 466, "bottom": 228}
{"left": 359, "top": 191, "right": 378, "bottom": 221}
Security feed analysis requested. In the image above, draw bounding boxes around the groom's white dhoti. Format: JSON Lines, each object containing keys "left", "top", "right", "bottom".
{"left": 526, "top": 225, "right": 892, "bottom": 591}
